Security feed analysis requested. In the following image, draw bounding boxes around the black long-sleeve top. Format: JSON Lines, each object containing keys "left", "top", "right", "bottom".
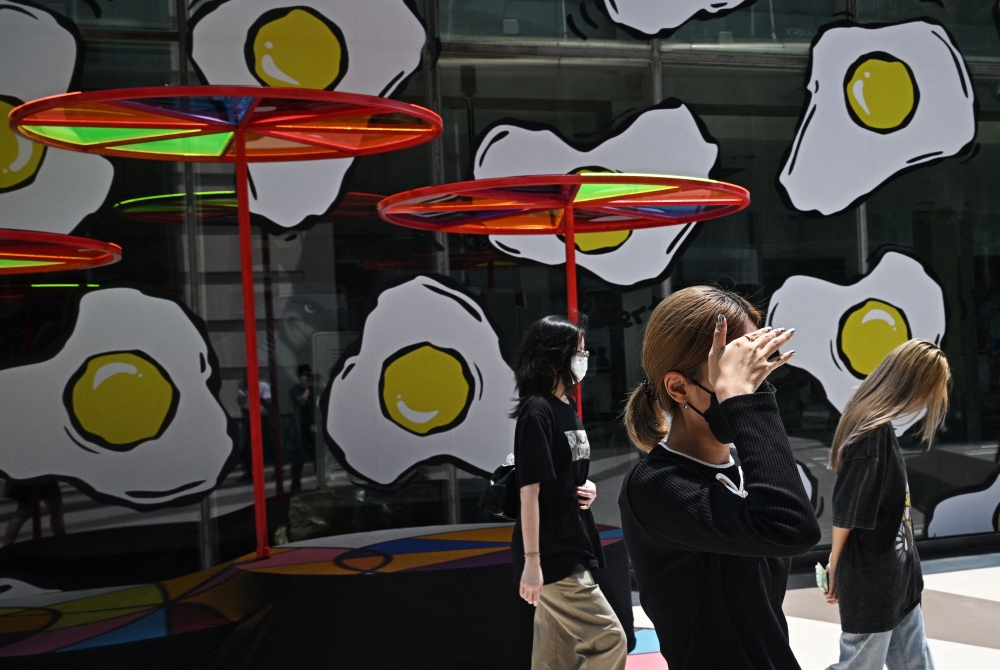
{"left": 619, "top": 386, "right": 821, "bottom": 670}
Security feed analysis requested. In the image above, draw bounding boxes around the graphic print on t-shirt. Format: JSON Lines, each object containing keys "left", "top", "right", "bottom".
{"left": 566, "top": 430, "right": 590, "bottom": 462}
{"left": 896, "top": 482, "right": 915, "bottom": 561}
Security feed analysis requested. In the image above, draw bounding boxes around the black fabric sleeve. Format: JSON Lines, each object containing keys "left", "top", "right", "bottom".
{"left": 626, "top": 390, "right": 821, "bottom": 556}
{"left": 831, "top": 438, "right": 883, "bottom": 530}
{"left": 516, "top": 412, "right": 556, "bottom": 486}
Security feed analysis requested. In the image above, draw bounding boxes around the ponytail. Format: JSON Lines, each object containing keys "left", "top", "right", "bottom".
{"left": 623, "top": 383, "right": 668, "bottom": 453}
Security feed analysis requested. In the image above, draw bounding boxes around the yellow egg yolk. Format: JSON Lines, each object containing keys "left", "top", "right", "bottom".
{"left": 70, "top": 352, "right": 177, "bottom": 447}
{"left": 250, "top": 8, "right": 345, "bottom": 90}
{"left": 381, "top": 344, "right": 472, "bottom": 435}
{"left": 0, "top": 99, "right": 45, "bottom": 192}
{"left": 845, "top": 57, "right": 916, "bottom": 132}
{"left": 568, "top": 168, "right": 633, "bottom": 253}
{"left": 838, "top": 299, "right": 911, "bottom": 377}
{"left": 574, "top": 230, "right": 632, "bottom": 253}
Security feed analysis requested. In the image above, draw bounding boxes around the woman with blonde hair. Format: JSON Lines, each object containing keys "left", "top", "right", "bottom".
{"left": 824, "top": 339, "right": 950, "bottom": 670}
{"left": 619, "top": 286, "right": 820, "bottom": 670}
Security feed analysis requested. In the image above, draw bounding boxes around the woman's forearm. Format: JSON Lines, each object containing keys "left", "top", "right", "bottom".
{"left": 520, "top": 484, "right": 541, "bottom": 554}
{"left": 829, "top": 526, "right": 850, "bottom": 565}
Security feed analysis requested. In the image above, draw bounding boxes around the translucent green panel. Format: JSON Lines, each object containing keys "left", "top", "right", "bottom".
{"left": 0, "top": 259, "right": 58, "bottom": 268}
{"left": 112, "top": 132, "right": 234, "bottom": 157}
{"left": 24, "top": 125, "right": 197, "bottom": 146}
{"left": 573, "top": 182, "right": 675, "bottom": 203}
{"left": 116, "top": 190, "right": 235, "bottom": 207}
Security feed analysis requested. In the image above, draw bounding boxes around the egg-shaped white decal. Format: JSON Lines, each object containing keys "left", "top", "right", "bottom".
{"left": 472, "top": 101, "right": 719, "bottom": 288}
{"left": 600, "top": 0, "right": 751, "bottom": 37}
{"left": 926, "top": 472, "right": 1000, "bottom": 537}
{"left": 189, "top": 0, "right": 426, "bottom": 229}
{"left": 323, "top": 275, "right": 515, "bottom": 486}
{"left": 766, "top": 252, "right": 946, "bottom": 435}
{"left": 778, "top": 20, "right": 976, "bottom": 216}
{"left": 0, "top": 1, "right": 113, "bottom": 234}
{"left": 0, "top": 287, "right": 237, "bottom": 509}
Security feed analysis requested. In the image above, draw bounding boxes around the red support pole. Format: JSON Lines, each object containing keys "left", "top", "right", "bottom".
{"left": 235, "top": 129, "right": 271, "bottom": 560}
{"left": 563, "top": 205, "right": 582, "bottom": 418}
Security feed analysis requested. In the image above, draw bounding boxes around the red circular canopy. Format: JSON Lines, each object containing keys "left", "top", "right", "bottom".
{"left": 377, "top": 174, "right": 750, "bottom": 235}
{"left": 0, "top": 229, "right": 121, "bottom": 275}
{"left": 113, "top": 190, "right": 382, "bottom": 224}
{"left": 9, "top": 86, "right": 442, "bottom": 163}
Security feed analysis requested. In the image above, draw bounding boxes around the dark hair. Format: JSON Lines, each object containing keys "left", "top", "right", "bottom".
{"left": 297, "top": 364, "right": 312, "bottom": 376}
{"left": 511, "top": 315, "right": 587, "bottom": 418}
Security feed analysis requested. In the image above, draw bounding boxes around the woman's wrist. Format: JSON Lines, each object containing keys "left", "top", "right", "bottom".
{"left": 715, "top": 382, "right": 755, "bottom": 402}
{"left": 524, "top": 552, "right": 541, "bottom": 561}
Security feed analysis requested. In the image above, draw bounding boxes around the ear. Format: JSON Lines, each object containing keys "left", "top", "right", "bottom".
{"left": 663, "top": 371, "right": 690, "bottom": 406}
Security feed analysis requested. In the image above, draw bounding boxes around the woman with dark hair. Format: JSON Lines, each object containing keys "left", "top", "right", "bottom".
{"left": 619, "top": 286, "right": 821, "bottom": 669}
{"left": 511, "top": 315, "right": 627, "bottom": 670}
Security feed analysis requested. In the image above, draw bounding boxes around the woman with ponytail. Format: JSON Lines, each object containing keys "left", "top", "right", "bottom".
{"left": 619, "top": 286, "right": 821, "bottom": 670}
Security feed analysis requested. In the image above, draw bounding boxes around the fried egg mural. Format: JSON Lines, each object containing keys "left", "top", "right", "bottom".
{"left": 472, "top": 101, "right": 718, "bottom": 288}
{"left": 189, "top": 0, "right": 425, "bottom": 229}
{"left": 323, "top": 275, "right": 515, "bottom": 485}
{"left": 0, "top": 1, "right": 113, "bottom": 234}
{"left": 926, "top": 471, "right": 1000, "bottom": 537}
{"left": 766, "top": 253, "right": 946, "bottom": 434}
{"left": 0, "top": 287, "right": 237, "bottom": 509}
{"left": 778, "top": 20, "right": 976, "bottom": 217}
{"left": 600, "top": 0, "right": 752, "bottom": 38}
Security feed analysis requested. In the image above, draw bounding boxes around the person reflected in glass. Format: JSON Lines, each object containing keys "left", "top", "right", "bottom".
{"left": 236, "top": 375, "right": 274, "bottom": 482}
{"left": 512, "top": 315, "right": 627, "bottom": 670}
{"left": 620, "top": 286, "right": 820, "bottom": 669}
{"left": 3, "top": 480, "right": 66, "bottom": 547}
{"left": 824, "top": 339, "right": 950, "bottom": 670}
{"left": 288, "top": 364, "right": 316, "bottom": 493}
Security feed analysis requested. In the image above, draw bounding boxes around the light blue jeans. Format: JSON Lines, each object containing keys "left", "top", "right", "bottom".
{"left": 827, "top": 605, "right": 934, "bottom": 670}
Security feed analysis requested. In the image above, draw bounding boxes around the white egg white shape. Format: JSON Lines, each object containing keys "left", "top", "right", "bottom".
{"left": 323, "top": 275, "right": 515, "bottom": 485}
{"left": 189, "top": 0, "right": 426, "bottom": 229}
{"left": 0, "top": 1, "right": 113, "bottom": 234}
{"left": 766, "top": 252, "right": 946, "bottom": 435}
{"left": 926, "top": 473, "right": 1000, "bottom": 538}
{"left": 0, "top": 288, "right": 237, "bottom": 509}
{"left": 601, "top": 0, "right": 750, "bottom": 37}
{"left": 779, "top": 20, "right": 976, "bottom": 216}
{"left": 473, "top": 102, "right": 718, "bottom": 288}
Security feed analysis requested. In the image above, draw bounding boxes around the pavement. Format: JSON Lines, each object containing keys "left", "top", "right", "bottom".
{"left": 627, "top": 553, "right": 1000, "bottom": 669}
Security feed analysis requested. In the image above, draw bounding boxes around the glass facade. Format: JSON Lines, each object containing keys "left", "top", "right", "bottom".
{"left": 2, "top": 0, "right": 999, "bottom": 599}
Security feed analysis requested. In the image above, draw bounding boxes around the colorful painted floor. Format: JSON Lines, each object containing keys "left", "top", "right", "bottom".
{"left": 627, "top": 553, "right": 1000, "bottom": 669}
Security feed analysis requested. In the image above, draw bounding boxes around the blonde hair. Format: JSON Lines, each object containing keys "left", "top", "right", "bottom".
{"left": 828, "top": 339, "right": 951, "bottom": 470}
{"left": 623, "top": 286, "right": 760, "bottom": 453}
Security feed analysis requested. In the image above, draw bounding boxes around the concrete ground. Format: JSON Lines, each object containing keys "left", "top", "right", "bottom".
{"left": 627, "top": 553, "right": 1000, "bottom": 669}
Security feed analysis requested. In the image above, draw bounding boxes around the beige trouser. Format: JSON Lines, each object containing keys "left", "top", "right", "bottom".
{"left": 531, "top": 569, "right": 628, "bottom": 670}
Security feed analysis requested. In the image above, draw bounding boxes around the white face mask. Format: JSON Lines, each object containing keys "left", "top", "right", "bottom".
{"left": 570, "top": 354, "right": 589, "bottom": 383}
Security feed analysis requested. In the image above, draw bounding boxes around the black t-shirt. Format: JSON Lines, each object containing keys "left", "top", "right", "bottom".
{"left": 511, "top": 394, "right": 605, "bottom": 585}
{"left": 289, "top": 383, "right": 315, "bottom": 427}
{"left": 832, "top": 424, "right": 922, "bottom": 634}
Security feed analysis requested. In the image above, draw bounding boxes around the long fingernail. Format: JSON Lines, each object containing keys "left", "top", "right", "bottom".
{"left": 787, "top": 327, "right": 796, "bottom": 334}
{"left": 765, "top": 326, "right": 773, "bottom": 331}
{"left": 775, "top": 327, "right": 784, "bottom": 333}
{"left": 717, "top": 314, "right": 724, "bottom": 323}
{"left": 788, "top": 350, "right": 796, "bottom": 355}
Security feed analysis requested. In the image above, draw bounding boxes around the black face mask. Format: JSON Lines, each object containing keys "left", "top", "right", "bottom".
{"left": 687, "top": 379, "right": 735, "bottom": 445}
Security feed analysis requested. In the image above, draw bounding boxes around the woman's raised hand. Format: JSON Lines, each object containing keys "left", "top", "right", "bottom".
{"left": 708, "top": 315, "right": 796, "bottom": 402}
